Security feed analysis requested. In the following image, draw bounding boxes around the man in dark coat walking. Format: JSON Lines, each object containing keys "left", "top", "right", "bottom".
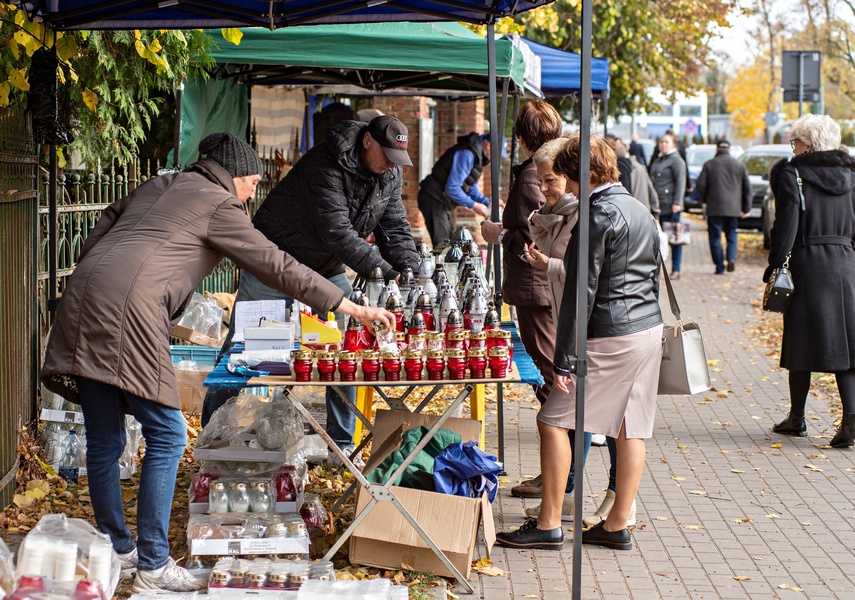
{"left": 696, "top": 139, "right": 751, "bottom": 273}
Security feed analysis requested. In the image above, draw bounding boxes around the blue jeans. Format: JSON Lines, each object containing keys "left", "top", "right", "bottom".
{"left": 707, "top": 216, "right": 738, "bottom": 273}
{"left": 77, "top": 377, "right": 186, "bottom": 571}
{"left": 565, "top": 430, "right": 593, "bottom": 493}
{"left": 201, "top": 270, "right": 356, "bottom": 448}
{"left": 660, "top": 210, "right": 683, "bottom": 273}
{"left": 607, "top": 436, "right": 618, "bottom": 491}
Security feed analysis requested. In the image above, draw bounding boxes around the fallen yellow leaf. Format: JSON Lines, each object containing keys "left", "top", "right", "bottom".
{"left": 733, "top": 575, "right": 752, "bottom": 581}
{"left": 672, "top": 476, "right": 685, "bottom": 481}
{"left": 766, "top": 513, "right": 781, "bottom": 519}
{"left": 770, "top": 443, "right": 783, "bottom": 449}
{"left": 683, "top": 525, "right": 702, "bottom": 530}
{"left": 476, "top": 566, "right": 505, "bottom": 577}
{"left": 731, "top": 469, "right": 745, "bottom": 474}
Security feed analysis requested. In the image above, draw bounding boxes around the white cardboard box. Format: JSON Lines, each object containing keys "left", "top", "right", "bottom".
{"left": 244, "top": 324, "right": 295, "bottom": 352}
{"left": 40, "top": 409, "right": 85, "bottom": 425}
{"left": 190, "top": 535, "right": 309, "bottom": 556}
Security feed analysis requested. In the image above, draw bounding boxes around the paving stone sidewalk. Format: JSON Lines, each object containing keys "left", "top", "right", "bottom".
{"left": 459, "top": 218, "right": 855, "bottom": 599}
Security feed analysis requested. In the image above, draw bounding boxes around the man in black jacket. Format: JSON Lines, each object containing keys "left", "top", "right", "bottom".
{"left": 202, "top": 116, "right": 419, "bottom": 459}
{"left": 418, "top": 132, "right": 492, "bottom": 246}
{"left": 696, "top": 139, "right": 751, "bottom": 274}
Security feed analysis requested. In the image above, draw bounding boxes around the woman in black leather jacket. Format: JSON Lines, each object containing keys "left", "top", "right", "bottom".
{"left": 496, "top": 135, "right": 664, "bottom": 552}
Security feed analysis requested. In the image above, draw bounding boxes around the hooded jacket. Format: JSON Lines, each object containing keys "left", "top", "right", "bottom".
{"left": 553, "top": 185, "right": 663, "bottom": 375}
{"left": 41, "top": 159, "right": 344, "bottom": 408}
{"left": 766, "top": 149, "right": 855, "bottom": 371}
{"left": 252, "top": 120, "right": 418, "bottom": 280}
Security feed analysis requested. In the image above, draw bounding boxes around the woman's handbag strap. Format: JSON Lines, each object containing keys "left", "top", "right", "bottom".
{"left": 658, "top": 250, "right": 682, "bottom": 322}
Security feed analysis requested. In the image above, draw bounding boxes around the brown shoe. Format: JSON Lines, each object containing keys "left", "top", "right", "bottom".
{"left": 511, "top": 474, "right": 543, "bottom": 498}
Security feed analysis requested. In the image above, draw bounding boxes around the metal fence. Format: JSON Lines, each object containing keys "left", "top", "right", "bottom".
{"left": 0, "top": 107, "right": 39, "bottom": 508}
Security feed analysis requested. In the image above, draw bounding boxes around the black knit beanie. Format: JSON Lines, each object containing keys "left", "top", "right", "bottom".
{"left": 198, "top": 132, "right": 263, "bottom": 178}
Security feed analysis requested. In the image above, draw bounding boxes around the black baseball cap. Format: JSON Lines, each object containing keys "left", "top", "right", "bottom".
{"left": 368, "top": 116, "right": 412, "bottom": 167}
{"left": 716, "top": 139, "right": 731, "bottom": 149}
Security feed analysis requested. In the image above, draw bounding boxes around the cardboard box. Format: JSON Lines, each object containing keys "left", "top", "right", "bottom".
{"left": 190, "top": 535, "right": 309, "bottom": 556}
{"left": 300, "top": 313, "right": 342, "bottom": 345}
{"left": 40, "top": 408, "right": 85, "bottom": 425}
{"left": 349, "top": 410, "right": 494, "bottom": 579}
{"left": 169, "top": 324, "right": 221, "bottom": 348}
{"left": 244, "top": 324, "right": 295, "bottom": 352}
{"left": 175, "top": 366, "right": 213, "bottom": 414}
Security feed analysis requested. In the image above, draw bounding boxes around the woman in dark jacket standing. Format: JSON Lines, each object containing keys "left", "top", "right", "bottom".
{"left": 650, "top": 132, "right": 687, "bottom": 278}
{"left": 480, "top": 100, "right": 563, "bottom": 498}
{"left": 41, "top": 133, "right": 394, "bottom": 592}
{"left": 766, "top": 114, "right": 855, "bottom": 448}
{"left": 495, "top": 136, "right": 663, "bottom": 551}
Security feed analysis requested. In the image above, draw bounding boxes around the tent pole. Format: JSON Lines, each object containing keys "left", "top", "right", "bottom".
{"left": 486, "top": 22, "right": 507, "bottom": 470}
{"left": 48, "top": 144, "right": 58, "bottom": 323}
{"left": 573, "top": 0, "right": 594, "bottom": 598}
{"left": 602, "top": 89, "right": 609, "bottom": 136}
{"left": 172, "top": 80, "right": 184, "bottom": 169}
{"left": 509, "top": 92, "right": 520, "bottom": 187}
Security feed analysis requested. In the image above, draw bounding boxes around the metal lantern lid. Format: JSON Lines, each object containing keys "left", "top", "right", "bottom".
{"left": 452, "top": 225, "right": 474, "bottom": 244}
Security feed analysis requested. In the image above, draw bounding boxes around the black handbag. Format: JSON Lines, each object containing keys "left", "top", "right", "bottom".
{"left": 762, "top": 167, "right": 804, "bottom": 314}
{"left": 763, "top": 254, "right": 794, "bottom": 313}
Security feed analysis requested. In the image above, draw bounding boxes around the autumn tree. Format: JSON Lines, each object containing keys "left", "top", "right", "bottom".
{"left": 511, "top": 0, "right": 734, "bottom": 117}
{"left": 0, "top": 3, "right": 217, "bottom": 163}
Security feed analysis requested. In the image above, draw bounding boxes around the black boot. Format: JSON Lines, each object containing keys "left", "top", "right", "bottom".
{"left": 830, "top": 413, "right": 855, "bottom": 448}
{"left": 772, "top": 412, "right": 807, "bottom": 437}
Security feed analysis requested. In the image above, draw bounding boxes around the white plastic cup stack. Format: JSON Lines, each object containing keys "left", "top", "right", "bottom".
{"left": 17, "top": 534, "right": 48, "bottom": 576}
{"left": 87, "top": 539, "right": 113, "bottom": 591}
{"left": 53, "top": 539, "right": 79, "bottom": 581}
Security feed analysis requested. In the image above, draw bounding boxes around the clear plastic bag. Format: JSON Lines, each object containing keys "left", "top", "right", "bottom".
{"left": 15, "top": 514, "right": 119, "bottom": 598}
{"left": 196, "top": 394, "right": 303, "bottom": 453}
{"left": 0, "top": 537, "right": 14, "bottom": 598}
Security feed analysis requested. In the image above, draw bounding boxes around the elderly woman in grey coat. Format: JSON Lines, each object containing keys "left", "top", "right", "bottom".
{"left": 42, "top": 133, "right": 394, "bottom": 593}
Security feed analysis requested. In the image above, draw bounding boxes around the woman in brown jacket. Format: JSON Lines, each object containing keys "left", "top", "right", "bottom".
{"left": 41, "top": 133, "right": 393, "bottom": 593}
{"left": 480, "top": 99, "right": 563, "bottom": 499}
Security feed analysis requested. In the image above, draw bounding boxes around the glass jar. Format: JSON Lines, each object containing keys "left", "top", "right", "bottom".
{"left": 209, "top": 569, "right": 231, "bottom": 589}
{"left": 404, "top": 349, "right": 424, "bottom": 381}
{"left": 266, "top": 522, "right": 288, "bottom": 538}
{"left": 227, "top": 565, "right": 248, "bottom": 588}
{"left": 209, "top": 481, "right": 229, "bottom": 513}
{"left": 395, "top": 331, "right": 408, "bottom": 353}
{"left": 407, "top": 332, "right": 426, "bottom": 352}
{"left": 360, "top": 350, "right": 381, "bottom": 381}
{"left": 249, "top": 481, "right": 272, "bottom": 513}
{"left": 468, "top": 347, "right": 487, "bottom": 379}
{"left": 427, "top": 331, "right": 446, "bottom": 352}
{"left": 489, "top": 346, "right": 511, "bottom": 378}
{"left": 492, "top": 330, "right": 514, "bottom": 361}
{"left": 426, "top": 349, "right": 446, "bottom": 380}
{"left": 227, "top": 482, "right": 250, "bottom": 513}
{"left": 337, "top": 351, "right": 358, "bottom": 381}
{"left": 446, "top": 348, "right": 467, "bottom": 380}
{"left": 316, "top": 351, "right": 337, "bottom": 382}
{"left": 382, "top": 351, "right": 402, "bottom": 381}
{"left": 247, "top": 566, "right": 268, "bottom": 589}
{"left": 446, "top": 330, "right": 468, "bottom": 355}
{"left": 291, "top": 350, "right": 314, "bottom": 382}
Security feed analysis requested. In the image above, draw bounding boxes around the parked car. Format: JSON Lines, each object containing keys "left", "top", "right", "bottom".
{"left": 737, "top": 144, "right": 792, "bottom": 233}
{"left": 684, "top": 144, "right": 745, "bottom": 211}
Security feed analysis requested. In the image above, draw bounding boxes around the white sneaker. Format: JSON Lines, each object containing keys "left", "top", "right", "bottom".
{"left": 590, "top": 433, "right": 607, "bottom": 446}
{"left": 131, "top": 557, "right": 206, "bottom": 593}
{"left": 117, "top": 547, "right": 138, "bottom": 579}
{"left": 582, "top": 490, "right": 637, "bottom": 528}
{"left": 524, "top": 493, "right": 575, "bottom": 522}
{"left": 327, "top": 446, "right": 366, "bottom": 469}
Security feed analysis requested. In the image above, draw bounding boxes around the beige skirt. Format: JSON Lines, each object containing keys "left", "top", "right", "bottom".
{"left": 537, "top": 324, "right": 663, "bottom": 439}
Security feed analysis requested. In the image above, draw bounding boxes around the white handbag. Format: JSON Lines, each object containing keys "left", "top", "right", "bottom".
{"left": 657, "top": 262, "right": 712, "bottom": 395}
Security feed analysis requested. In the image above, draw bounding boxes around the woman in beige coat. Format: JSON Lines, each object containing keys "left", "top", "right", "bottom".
{"left": 41, "top": 133, "right": 393, "bottom": 593}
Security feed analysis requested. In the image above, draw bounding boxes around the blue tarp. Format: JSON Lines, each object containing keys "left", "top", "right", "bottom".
{"left": 510, "top": 36, "right": 610, "bottom": 96}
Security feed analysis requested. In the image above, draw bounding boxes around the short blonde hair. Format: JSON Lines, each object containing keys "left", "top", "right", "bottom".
{"left": 790, "top": 114, "right": 842, "bottom": 151}
{"left": 532, "top": 137, "right": 570, "bottom": 166}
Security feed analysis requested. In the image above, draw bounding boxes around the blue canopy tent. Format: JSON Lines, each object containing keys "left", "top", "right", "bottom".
{"left": 27, "top": 2, "right": 603, "bottom": 597}
{"left": 520, "top": 37, "right": 610, "bottom": 97}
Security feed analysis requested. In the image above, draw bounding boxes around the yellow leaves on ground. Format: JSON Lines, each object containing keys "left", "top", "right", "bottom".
{"left": 778, "top": 583, "right": 805, "bottom": 592}
{"left": 733, "top": 575, "right": 752, "bottom": 581}
{"left": 222, "top": 27, "right": 243, "bottom": 45}
{"left": 82, "top": 89, "right": 99, "bottom": 112}
{"left": 683, "top": 525, "right": 702, "bottom": 530}
{"left": 672, "top": 476, "right": 685, "bottom": 481}
{"left": 771, "top": 443, "right": 783, "bottom": 449}
{"left": 766, "top": 513, "right": 782, "bottom": 519}
{"left": 804, "top": 464, "right": 823, "bottom": 473}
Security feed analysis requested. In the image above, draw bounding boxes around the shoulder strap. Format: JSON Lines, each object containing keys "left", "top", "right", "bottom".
{"left": 658, "top": 249, "right": 682, "bottom": 322}
{"left": 793, "top": 166, "right": 806, "bottom": 211}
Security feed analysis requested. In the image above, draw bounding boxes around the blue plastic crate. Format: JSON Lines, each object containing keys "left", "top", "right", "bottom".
{"left": 170, "top": 345, "right": 220, "bottom": 367}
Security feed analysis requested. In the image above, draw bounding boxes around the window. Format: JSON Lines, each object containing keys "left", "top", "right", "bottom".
{"left": 680, "top": 105, "right": 702, "bottom": 117}
{"left": 649, "top": 103, "right": 672, "bottom": 117}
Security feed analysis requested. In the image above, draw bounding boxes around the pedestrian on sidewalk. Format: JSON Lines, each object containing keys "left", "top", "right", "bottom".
{"left": 650, "top": 132, "right": 687, "bottom": 279}
{"left": 40, "top": 133, "right": 395, "bottom": 593}
{"left": 766, "top": 114, "right": 855, "bottom": 448}
{"left": 619, "top": 139, "right": 660, "bottom": 219}
{"left": 696, "top": 139, "right": 751, "bottom": 274}
{"left": 496, "top": 136, "right": 663, "bottom": 551}
{"left": 480, "top": 100, "right": 563, "bottom": 500}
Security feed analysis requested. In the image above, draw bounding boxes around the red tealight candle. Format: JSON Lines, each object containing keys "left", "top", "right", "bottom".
{"left": 292, "top": 350, "right": 314, "bottom": 382}
{"left": 404, "top": 349, "right": 424, "bottom": 381}
{"left": 382, "top": 352, "right": 402, "bottom": 381}
{"left": 316, "top": 351, "right": 337, "bottom": 382}
{"left": 467, "top": 347, "right": 487, "bottom": 379}
{"left": 489, "top": 346, "right": 510, "bottom": 378}
{"left": 338, "top": 351, "right": 358, "bottom": 382}
{"left": 446, "top": 348, "right": 467, "bottom": 380}
{"left": 360, "top": 350, "right": 381, "bottom": 381}
{"left": 426, "top": 349, "right": 446, "bottom": 380}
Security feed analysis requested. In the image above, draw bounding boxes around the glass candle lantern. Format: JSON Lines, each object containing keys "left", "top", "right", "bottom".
{"left": 407, "top": 332, "right": 426, "bottom": 352}
{"left": 209, "top": 481, "right": 229, "bottom": 513}
{"left": 316, "top": 351, "right": 337, "bottom": 382}
{"left": 337, "top": 351, "right": 358, "bottom": 381}
{"left": 395, "top": 331, "right": 408, "bottom": 353}
{"left": 360, "top": 350, "right": 381, "bottom": 381}
{"left": 382, "top": 351, "right": 402, "bottom": 381}
{"left": 291, "top": 350, "right": 314, "bottom": 382}
{"left": 467, "top": 347, "right": 487, "bottom": 379}
{"left": 446, "top": 348, "right": 467, "bottom": 379}
{"left": 468, "top": 330, "right": 487, "bottom": 351}
{"left": 493, "top": 330, "right": 514, "bottom": 361}
{"left": 227, "top": 482, "right": 250, "bottom": 513}
{"left": 489, "top": 346, "right": 511, "bottom": 378}
{"left": 426, "top": 349, "right": 446, "bottom": 380}
{"left": 427, "top": 331, "right": 446, "bottom": 352}
{"left": 446, "top": 330, "right": 468, "bottom": 355}
{"left": 249, "top": 481, "right": 272, "bottom": 513}
{"left": 404, "top": 349, "right": 424, "bottom": 381}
